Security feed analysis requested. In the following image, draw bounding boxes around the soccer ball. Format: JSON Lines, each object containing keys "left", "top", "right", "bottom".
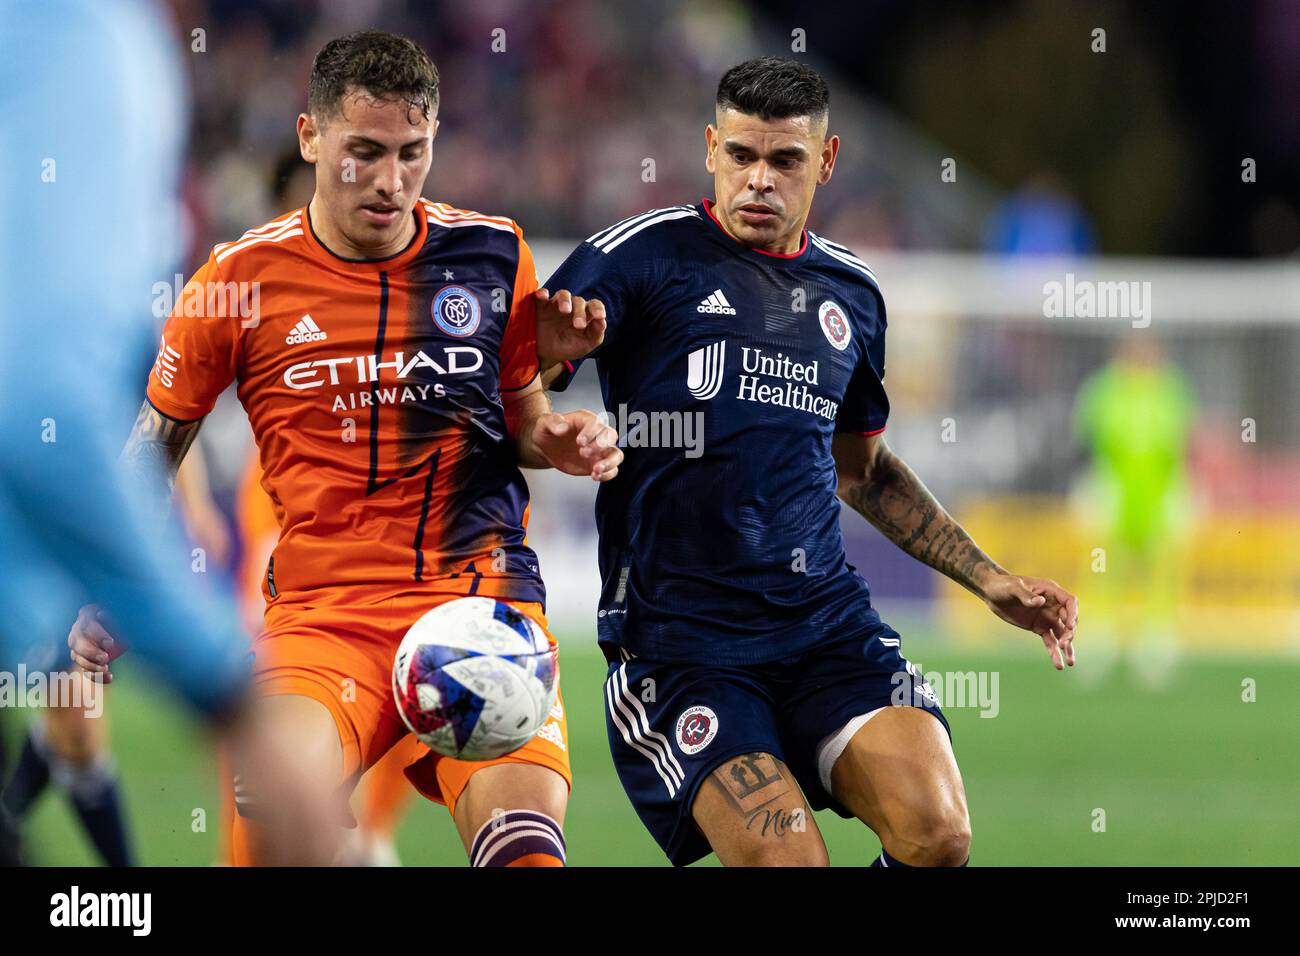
{"left": 392, "top": 597, "right": 558, "bottom": 761}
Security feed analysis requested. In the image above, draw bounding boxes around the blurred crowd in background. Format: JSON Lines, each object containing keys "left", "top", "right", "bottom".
{"left": 172, "top": 0, "right": 1300, "bottom": 261}
{"left": 150, "top": 0, "right": 1299, "bottom": 641}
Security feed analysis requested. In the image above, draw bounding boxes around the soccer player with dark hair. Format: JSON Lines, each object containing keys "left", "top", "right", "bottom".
{"left": 68, "top": 30, "right": 618, "bottom": 867}
{"left": 545, "top": 56, "right": 1078, "bottom": 866}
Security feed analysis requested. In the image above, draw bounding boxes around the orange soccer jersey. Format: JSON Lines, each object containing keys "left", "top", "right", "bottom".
{"left": 148, "top": 200, "right": 545, "bottom": 608}
{"left": 152, "top": 202, "right": 572, "bottom": 854}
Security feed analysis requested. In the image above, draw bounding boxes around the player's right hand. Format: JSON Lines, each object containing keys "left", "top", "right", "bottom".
{"left": 68, "top": 604, "right": 125, "bottom": 682}
{"left": 978, "top": 574, "right": 1078, "bottom": 670}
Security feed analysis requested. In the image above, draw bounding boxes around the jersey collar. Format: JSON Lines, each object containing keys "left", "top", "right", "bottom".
{"left": 700, "top": 198, "right": 811, "bottom": 264}
{"left": 303, "top": 204, "right": 428, "bottom": 273}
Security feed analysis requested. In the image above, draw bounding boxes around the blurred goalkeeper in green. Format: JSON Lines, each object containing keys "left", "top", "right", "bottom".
{"left": 1074, "top": 335, "right": 1197, "bottom": 686}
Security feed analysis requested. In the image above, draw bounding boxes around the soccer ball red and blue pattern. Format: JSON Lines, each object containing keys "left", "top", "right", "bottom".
{"left": 392, "top": 597, "right": 558, "bottom": 760}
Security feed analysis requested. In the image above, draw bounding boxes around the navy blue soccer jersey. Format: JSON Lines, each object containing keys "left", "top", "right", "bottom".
{"left": 549, "top": 199, "right": 891, "bottom": 665}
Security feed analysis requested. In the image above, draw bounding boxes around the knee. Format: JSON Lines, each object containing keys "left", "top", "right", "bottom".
{"left": 254, "top": 694, "right": 346, "bottom": 785}
{"left": 43, "top": 711, "right": 102, "bottom": 766}
{"left": 459, "top": 763, "right": 569, "bottom": 827}
{"left": 888, "top": 808, "right": 971, "bottom": 867}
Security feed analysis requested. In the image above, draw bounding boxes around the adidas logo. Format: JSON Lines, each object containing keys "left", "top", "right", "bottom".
{"left": 697, "top": 289, "right": 737, "bottom": 315}
{"left": 285, "top": 314, "right": 327, "bottom": 345}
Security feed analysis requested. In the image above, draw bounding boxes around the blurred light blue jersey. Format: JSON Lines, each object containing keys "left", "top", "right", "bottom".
{"left": 0, "top": 0, "right": 250, "bottom": 715}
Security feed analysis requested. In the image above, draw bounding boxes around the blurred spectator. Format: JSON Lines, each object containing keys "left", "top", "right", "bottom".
{"left": 983, "top": 172, "right": 1095, "bottom": 256}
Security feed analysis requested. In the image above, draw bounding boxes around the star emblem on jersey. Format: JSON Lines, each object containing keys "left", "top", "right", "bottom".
{"left": 284, "top": 314, "right": 327, "bottom": 345}
{"left": 432, "top": 285, "right": 481, "bottom": 337}
{"left": 697, "top": 289, "right": 737, "bottom": 315}
{"left": 676, "top": 705, "right": 718, "bottom": 755}
{"left": 819, "top": 300, "right": 851, "bottom": 351}
{"left": 686, "top": 340, "right": 727, "bottom": 400}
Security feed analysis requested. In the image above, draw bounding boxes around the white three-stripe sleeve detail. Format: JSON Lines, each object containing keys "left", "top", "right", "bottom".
{"left": 586, "top": 208, "right": 662, "bottom": 246}
{"left": 810, "top": 234, "right": 879, "bottom": 285}
{"left": 589, "top": 205, "right": 691, "bottom": 247}
{"left": 213, "top": 212, "right": 301, "bottom": 254}
{"left": 215, "top": 226, "right": 304, "bottom": 264}
{"left": 600, "top": 209, "right": 700, "bottom": 253}
{"left": 215, "top": 213, "right": 302, "bottom": 251}
{"left": 426, "top": 217, "right": 516, "bottom": 234}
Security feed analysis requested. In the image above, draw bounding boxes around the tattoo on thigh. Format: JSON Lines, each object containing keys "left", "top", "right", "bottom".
{"left": 746, "top": 805, "right": 807, "bottom": 838}
{"left": 709, "top": 753, "right": 791, "bottom": 816}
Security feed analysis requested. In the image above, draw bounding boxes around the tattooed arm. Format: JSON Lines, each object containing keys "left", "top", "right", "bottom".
{"left": 66, "top": 401, "right": 202, "bottom": 678}
{"left": 120, "top": 400, "right": 203, "bottom": 503}
{"left": 832, "top": 431, "right": 1001, "bottom": 595}
{"left": 832, "top": 431, "right": 1079, "bottom": 668}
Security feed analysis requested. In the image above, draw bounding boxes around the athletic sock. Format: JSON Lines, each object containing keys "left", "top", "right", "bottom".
{"left": 52, "top": 755, "right": 135, "bottom": 868}
{"left": 504, "top": 852, "right": 565, "bottom": 867}
{"left": 871, "top": 847, "right": 914, "bottom": 867}
{"left": 0, "top": 731, "right": 22, "bottom": 866}
{"left": 1, "top": 724, "right": 53, "bottom": 817}
{"left": 872, "top": 847, "right": 970, "bottom": 867}
{"left": 468, "top": 810, "right": 566, "bottom": 867}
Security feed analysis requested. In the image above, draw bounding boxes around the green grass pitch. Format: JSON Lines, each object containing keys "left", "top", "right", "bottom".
{"left": 10, "top": 635, "right": 1298, "bottom": 866}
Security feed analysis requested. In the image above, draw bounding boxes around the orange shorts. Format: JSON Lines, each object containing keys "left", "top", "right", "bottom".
{"left": 246, "top": 588, "right": 570, "bottom": 817}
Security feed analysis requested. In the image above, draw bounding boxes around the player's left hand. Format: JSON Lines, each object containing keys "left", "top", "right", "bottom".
{"left": 532, "top": 410, "right": 623, "bottom": 481}
{"left": 978, "top": 572, "right": 1078, "bottom": 670}
{"left": 535, "top": 288, "right": 606, "bottom": 365}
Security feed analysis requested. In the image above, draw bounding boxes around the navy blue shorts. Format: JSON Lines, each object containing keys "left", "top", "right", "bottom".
{"left": 601, "top": 622, "right": 950, "bottom": 866}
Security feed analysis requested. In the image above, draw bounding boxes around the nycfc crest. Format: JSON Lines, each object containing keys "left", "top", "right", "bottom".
{"left": 818, "top": 299, "right": 851, "bottom": 351}
{"left": 432, "top": 285, "right": 481, "bottom": 337}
